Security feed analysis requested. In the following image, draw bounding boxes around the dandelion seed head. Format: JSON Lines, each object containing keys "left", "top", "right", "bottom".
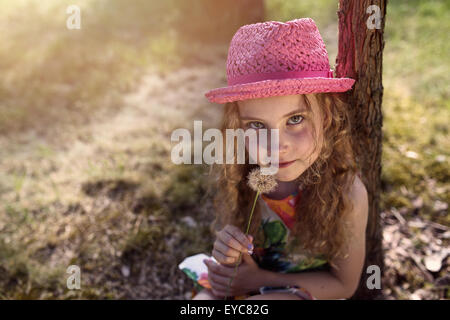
{"left": 247, "top": 168, "right": 278, "bottom": 194}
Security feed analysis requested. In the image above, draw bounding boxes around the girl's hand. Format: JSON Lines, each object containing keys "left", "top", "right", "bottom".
{"left": 203, "top": 252, "right": 261, "bottom": 298}
{"left": 212, "top": 224, "right": 254, "bottom": 267}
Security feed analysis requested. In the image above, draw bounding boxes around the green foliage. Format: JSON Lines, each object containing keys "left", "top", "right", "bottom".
{"left": 265, "top": 0, "right": 338, "bottom": 27}
{"left": 381, "top": 0, "right": 449, "bottom": 224}
{"left": 384, "top": 0, "right": 450, "bottom": 104}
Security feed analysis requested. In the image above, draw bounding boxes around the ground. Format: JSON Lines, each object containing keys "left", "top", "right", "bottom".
{"left": 0, "top": 0, "right": 448, "bottom": 300}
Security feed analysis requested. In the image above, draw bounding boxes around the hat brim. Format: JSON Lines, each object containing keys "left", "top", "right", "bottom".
{"left": 205, "top": 77, "right": 355, "bottom": 104}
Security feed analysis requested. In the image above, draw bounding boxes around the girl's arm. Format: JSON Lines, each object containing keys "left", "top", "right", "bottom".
{"left": 255, "top": 176, "right": 369, "bottom": 299}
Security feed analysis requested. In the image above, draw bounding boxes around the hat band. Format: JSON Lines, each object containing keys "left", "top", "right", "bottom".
{"left": 228, "top": 70, "right": 333, "bottom": 86}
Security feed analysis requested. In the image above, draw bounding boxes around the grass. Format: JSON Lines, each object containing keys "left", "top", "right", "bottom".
{"left": 0, "top": 0, "right": 448, "bottom": 299}
{"left": 383, "top": 0, "right": 450, "bottom": 104}
{"left": 0, "top": 0, "right": 181, "bottom": 136}
{"left": 381, "top": 0, "right": 449, "bottom": 225}
{"left": 0, "top": 1, "right": 202, "bottom": 299}
{"left": 0, "top": 0, "right": 217, "bottom": 296}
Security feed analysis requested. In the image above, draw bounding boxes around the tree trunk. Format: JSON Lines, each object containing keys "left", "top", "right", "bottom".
{"left": 335, "top": 0, "right": 387, "bottom": 299}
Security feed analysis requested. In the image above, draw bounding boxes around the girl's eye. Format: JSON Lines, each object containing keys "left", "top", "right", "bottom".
{"left": 248, "top": 122, "right": 265, "bottom": 129}
{"left": 287, "top": 115, "right": 304, "bottom": 125}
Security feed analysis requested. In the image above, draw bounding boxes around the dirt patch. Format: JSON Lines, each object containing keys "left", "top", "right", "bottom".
{"left": 82, "top": 179, "right": 139, "bottom": 201}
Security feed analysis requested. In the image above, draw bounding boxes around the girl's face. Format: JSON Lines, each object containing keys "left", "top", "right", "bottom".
{"left": 237, "top": 94, "right": 325, "bottom": 182}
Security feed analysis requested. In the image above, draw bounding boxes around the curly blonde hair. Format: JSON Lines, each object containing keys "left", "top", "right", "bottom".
{"left": 206, "top": 93, "right": 361, "bottom": 268}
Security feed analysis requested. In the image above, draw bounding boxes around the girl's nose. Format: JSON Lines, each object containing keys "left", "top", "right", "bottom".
{"left": 267, "top": 130, "right": 289, "bottom": 157}
{"left": 266, "top": 145, "right": 288, "bottom": 158}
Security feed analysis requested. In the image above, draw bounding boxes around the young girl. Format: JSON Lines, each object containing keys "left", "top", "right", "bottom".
{"left": 182, "top": 18, "right": 369, "bottom": 300}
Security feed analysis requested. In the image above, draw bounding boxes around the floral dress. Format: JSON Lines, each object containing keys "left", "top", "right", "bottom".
{"left": 179, "top": 189, "right": 329, "bottom": 300}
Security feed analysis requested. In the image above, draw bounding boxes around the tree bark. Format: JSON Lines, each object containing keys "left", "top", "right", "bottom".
{"left": 335, "top": 0, "right": 387, "bottom": 299}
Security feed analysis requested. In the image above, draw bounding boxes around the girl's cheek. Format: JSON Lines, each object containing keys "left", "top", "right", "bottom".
{"left": 286, "top": 128, "right": 312, "bottom": 157}
{"left": 291, "top": 128, "right": 308, "bottom": 144}
{"left": 297, "top": 126, "right": 323, "bottom": 159}
{"left": 244, "top": 127, "right": 312, "bottom": 164}
{"left": 244, "top": 133, "right": 273, "bottom": 165}
{"left": 245, "top": 135, "right": 268, "bottom": 165}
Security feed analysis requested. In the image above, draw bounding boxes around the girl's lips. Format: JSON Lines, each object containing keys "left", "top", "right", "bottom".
{"left": 278, "top": 160, "right": 296, "bottom": 168}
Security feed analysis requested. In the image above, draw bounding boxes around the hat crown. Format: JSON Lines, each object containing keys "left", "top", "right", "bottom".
{"left": 226, "top": 18, "right": 331, "bottom": 84}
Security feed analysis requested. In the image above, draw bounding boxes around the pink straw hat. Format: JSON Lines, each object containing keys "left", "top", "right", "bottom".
{"left": 205, "top": 18, "right": 355, "bottom": 104}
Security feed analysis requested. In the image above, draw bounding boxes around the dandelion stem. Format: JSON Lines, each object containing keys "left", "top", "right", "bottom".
{"left": 225, "top": 189, "right": 260, "bottom": 300}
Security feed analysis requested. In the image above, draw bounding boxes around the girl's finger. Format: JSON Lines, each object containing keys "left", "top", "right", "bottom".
{"left": 212, "top": 248, "right": 238, "bottom": 266}
{"left": 214, "top": 239, "right": 241, "bottom": 259}
{"left": 218, "top": 230, "right": 248, "bottom": 254}
{"left": 208, "top": 271, "right": 230, "bottom": 289}
{"left": 224, "top": 225, "right": 253, "bottom": 252}
{"left": 206, "top": 258, "right": 236, "bottom": 277}
{"left": 209, "top": 281, "right": 232, "bottom": 299}
{"left": 208, "top": 267, "right": 232, "bottom": 287}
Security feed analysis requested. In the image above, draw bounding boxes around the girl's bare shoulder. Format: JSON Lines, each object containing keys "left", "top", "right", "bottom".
{"left": 350, "top": 173, "right": 367, "bottom": 200}
{"left": 347, "top": 173, "right": 369, "bottom": 224}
